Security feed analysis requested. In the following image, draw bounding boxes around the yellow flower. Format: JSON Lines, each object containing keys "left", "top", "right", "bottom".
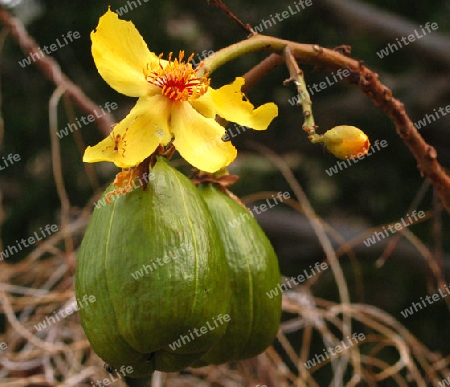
{"left": 83, "top": 9, "right": 278, "bottom": 173}
{"left": 322, "top": 125, "right": 370, "bottom": 159}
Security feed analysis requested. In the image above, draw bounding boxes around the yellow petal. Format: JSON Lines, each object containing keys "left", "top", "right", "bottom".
{"left": 91, "top": 9, "right": 160, "bottom": 97}
{"left": 201, "top": 77, "right": 278, "bottom": 130}
{"left": 83, "top": 96, "right": 172, "bottom": 168}
{"left": 171, "top": 102, "right": 237, "bottom": 173}
{"left": 190, "top": 93, "right": 216, "bottom": 118}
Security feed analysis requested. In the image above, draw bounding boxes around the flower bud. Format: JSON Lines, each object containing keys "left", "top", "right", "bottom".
{"left": 323, "top": 125, "right": 370, "bottom": 159}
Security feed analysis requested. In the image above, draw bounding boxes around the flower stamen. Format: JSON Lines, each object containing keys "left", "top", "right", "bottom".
{"left": 145, "top": 51, "right": 210, "bottom": 101}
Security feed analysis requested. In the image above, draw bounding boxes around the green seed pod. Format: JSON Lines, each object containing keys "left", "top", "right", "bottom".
{"left": 75, "top": 157, "right": 231, "bottom": 377}
{"left": 194, "top": 184, "right": 282, "bottom": 365}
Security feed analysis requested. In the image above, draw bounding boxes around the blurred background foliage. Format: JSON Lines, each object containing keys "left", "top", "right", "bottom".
{"left": 1, "top": 0, "right": 450, "bottom": 382}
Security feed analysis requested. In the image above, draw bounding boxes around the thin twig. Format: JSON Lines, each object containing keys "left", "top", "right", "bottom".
{"left": 49, "top": 86, "right": 74, "bottom": 260}
{"left": 202, "top": 34, "right": 450, "bottom": 212}
{"left": 0, "top": 285, "right": 67, "bottom": 352}
{"left": 432, "top": 188, "right": 443, "bottom": 264}
{"left": 207, "top": 0, "right": 253, "bottom": 35}
{"left": 0, "top": 6, "right": 114, "bottom": 136}
{"left": 0, "top": 27, "right": 7, "bottom": 150}
{"left": 283, "top": 46, "right": 318, "bottom": 137}
{"left": 241, "top": 53, "right": 284, "bottom": 93}
{"left": 376, "top": 180, "right": 431, "bottom": 267}
{"left": 248, "top": 141, "right": 354, "bottom": 384}
{"left": 0, "top": 27, "right": 7, "bottom": 256}
{"left": 62, "top": 94, "right": 100, "bottom": 191}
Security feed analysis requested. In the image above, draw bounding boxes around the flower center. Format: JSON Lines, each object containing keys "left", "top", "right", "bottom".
{"left": 145, "top": 51, "right": 210, "bottom": 101}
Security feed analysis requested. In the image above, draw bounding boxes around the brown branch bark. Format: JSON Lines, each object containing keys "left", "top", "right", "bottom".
{"left": 317, "top": 53, "right": 450, "bottom": 212}
{"left": 348, "top": 61, "right": 450, "bottom": 211}
{"left": 0, "top": 6, "right": 113, "bottom": 136}
{"left": 207, "top": 0, "right": 253, "bottom": 35}
{"left": 241, "top": 53, "right": 284, "bottom": 93}
{"left": 212, "top": 34, "right": 450, "bottom": 212}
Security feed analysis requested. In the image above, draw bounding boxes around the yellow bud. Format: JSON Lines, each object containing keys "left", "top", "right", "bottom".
{"left": 323, "top": 125, "right": 370, "bottom": 159}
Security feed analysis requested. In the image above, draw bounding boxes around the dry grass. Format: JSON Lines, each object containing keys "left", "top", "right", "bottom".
{"left": 0, "top": 5, "right": 449, "bottom": 385}
{"left": 1, "top": 146, "right": 449, "bottom": 386}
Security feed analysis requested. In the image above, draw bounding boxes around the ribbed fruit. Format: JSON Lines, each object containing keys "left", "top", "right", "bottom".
{"left": 195, "top": 184, "right": 282, "bottom": 365}
{"left": 75, "top": 157, "right": 231, "bottom": 377}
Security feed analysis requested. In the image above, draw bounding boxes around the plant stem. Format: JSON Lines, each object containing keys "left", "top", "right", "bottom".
{"left": 200, "top": 34, "right": 348, "bottom": 76}
{"left": 283, "top": 46, "right": 319, "bottom": 141}
{"left": 198, "top": 33, "right": 450, "bottom": 212}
